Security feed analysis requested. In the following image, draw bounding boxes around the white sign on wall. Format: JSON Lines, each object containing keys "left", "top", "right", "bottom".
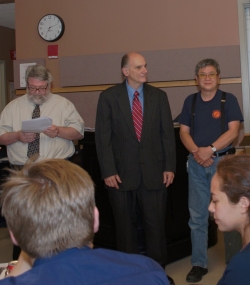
{"left": 20, "top": 63, "right": 36, "bottom": 88}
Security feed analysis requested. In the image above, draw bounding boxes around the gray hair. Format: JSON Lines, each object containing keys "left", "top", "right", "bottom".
{"left": 195, "top": 58, "right": 220, "bottom": 75}
{"left": 25, "top": 65, "right": 53, "bottom": 84}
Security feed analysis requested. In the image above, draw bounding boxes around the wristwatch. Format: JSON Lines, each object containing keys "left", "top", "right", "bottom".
{"left": 210, "top": 144, "right": 217, "bottom": 153}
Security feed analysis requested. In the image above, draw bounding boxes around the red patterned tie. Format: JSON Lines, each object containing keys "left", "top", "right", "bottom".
{"left": 132, "top": 91, "right": 143, "bottom": 141}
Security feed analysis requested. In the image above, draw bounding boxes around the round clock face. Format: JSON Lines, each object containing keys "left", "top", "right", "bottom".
{"left": 38, "top": 14, "right": 65, "bottom": 42}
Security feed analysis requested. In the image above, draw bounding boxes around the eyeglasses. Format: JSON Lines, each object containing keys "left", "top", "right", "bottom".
{"left": 27, "top": 84, "right": 48, "bottom": 93}
{"left": 198, "top": 73, "right": 218, "bottom": 79}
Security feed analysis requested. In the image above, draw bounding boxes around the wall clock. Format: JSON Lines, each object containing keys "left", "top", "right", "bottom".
{"left": 38, "top": 14, "right": 65, "bottom": 42}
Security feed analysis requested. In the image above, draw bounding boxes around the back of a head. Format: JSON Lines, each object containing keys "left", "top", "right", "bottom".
{"left": 1, "top": 159, "right": 95, "bottom": 259}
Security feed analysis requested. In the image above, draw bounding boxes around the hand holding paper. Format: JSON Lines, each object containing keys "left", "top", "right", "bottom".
{"left": 22, "top": 117, "right": 52, "bottom": 133}
{"left": 43, "top": 125, "right": 59, "bottom": 138}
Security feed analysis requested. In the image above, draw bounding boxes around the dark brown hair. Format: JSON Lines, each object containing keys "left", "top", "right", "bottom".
{"left": 216, "top": 155, "right": 250, "bottom": 212}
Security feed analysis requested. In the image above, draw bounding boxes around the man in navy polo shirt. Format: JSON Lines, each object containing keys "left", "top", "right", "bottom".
{"left": 179, "top": 58, "right": 243, "bottom": 283}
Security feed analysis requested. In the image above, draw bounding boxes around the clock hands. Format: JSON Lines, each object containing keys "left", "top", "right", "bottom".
{"left": 48, "top": 22, "right": 60, "bottom": 30}
{"left": 45, "top": 22, "right": 60, "bottom": 38}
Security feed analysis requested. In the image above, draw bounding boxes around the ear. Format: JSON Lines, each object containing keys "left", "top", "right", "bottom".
{"left": 122, "top": 67, "right": 129, "bottom": 77}
{"left": 9, "top": 230, "right": 19, "bottom": 246}
{"left": 93, "top": 206, "right": 99, "bottom": 233}
{"left": 239, "top": 196, "right": 250, "bottom": 214}
{"left": 216, "top": 75, "right": 221, "bottom": 83}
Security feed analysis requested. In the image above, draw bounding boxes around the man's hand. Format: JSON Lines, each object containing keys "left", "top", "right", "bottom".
{"left": 104, "top": 175, "right": 122, "bottom": 189}
{"left": 17, "top": 131, "right": 36, "bottom": 143}
{"left": 192, "top": 147, "right": 215, "bottom": 167}
{"left": 43, "top": 125, "right": 59, "bottom": 138}
{"left": 163, "top": 171, "right": 175, "bottom": 188}
{"left": 201, "top": 158, "right": 214, "bottom": 167}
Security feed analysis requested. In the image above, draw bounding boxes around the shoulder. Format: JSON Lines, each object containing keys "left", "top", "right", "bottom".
{"left": 93, "top": 248, "right": 162, "bottom": 269}
{"left": 100, "top": 83, "right": 125, "bottom": 96}
{"left": 90, "top": 248, "right": 168, "bottom": 284}
{"left": 50, "top": 93, "right": 68, "bottom": 101}
{"left": 222, "top": 249, "right": 250, "bottom": 280}
{"left": 50, "top": 94, "right": 75, "bottom": 106}
{"left": 144, "top": 83, "right": 166, "bottom": 96}
{"left": 183, "top": 93, "right": 197, "bottom": 105}
{"left": 11, "top": 94, "right": 29, "bottom": 105}
{"left": 217, "top": 249, "right": 250, "bottom": 284}
{"left": 219, "top": 90, "right": 238, "bottom": 101}
{"left": 2, "top": 95, "right": 28, "bottom": 113}
{"left": 98, "top": 83, "right": 126, "bottom": 106}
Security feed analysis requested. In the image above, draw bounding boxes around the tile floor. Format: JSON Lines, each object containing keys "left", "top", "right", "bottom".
{"left": 0, "top": 226, "right": 226, "bottom": 285}
{"left": 165, "top": 230, "right": 226, "bottom": 285}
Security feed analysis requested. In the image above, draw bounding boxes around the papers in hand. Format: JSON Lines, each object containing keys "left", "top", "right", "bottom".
{"left": 22, "top": 117, "right": 52, "bottom": 133}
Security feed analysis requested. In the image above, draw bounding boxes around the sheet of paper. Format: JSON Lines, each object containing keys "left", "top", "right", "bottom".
{"left": 22, "top": 117, "right": 52, "bottom": 133}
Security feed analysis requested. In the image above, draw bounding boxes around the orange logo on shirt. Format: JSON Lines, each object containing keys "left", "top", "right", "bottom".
{"left": 212, "top": 110, "right": 221, "bottom": 119}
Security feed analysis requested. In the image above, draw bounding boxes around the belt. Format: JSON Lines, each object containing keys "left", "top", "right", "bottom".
{"left": 214, "top": 147, "right": 236, "bottom": 157}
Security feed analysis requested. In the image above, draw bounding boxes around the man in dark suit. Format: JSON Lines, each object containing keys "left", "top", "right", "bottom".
{"left": 95, "top": 52, "right": 176, "bottom": 285}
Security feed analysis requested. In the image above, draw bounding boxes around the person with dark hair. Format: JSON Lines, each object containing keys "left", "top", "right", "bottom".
{"left": 0, "top": 159, "right": 170, "bottom": 285}
{"left": 0, "top": 64, "right": 84, "bottom": 260}
{"left": 179, "top": 58, "right": 243, "bottom": 283}
{"left": 209, "top": 154, "right": 250, "bottom": 284}
{"left": 95, "top": 52, "right": 176, "bottom": 285}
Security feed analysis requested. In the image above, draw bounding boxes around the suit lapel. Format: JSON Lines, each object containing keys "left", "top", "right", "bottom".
{"left": 141, "top": 84, "right": 154, "bottom": 143}
{"left": 117, "top": 82, "right": 138, "bottom": 140}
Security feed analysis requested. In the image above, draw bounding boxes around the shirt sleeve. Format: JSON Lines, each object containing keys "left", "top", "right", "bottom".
{"left": 63, "top": 100, "right": 85, "bottom": 135}
{"left": 0, "top": 103, "right": 14, "bottom": 135}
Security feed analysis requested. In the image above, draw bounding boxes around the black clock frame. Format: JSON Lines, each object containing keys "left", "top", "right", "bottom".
{"left": 37, "top": 14, "right": 65, "bottom": 42}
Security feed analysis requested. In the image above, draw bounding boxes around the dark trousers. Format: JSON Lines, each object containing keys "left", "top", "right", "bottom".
{"left": 108, "top": 183, "right": 168, "bottom": 266}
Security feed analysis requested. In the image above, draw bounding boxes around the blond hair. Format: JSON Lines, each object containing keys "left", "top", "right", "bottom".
{"left": 1, "top": 159, "right": 95, "bottom": 258}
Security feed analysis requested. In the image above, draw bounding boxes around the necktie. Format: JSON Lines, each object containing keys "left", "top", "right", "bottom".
{"left": 132, "top": 91, "right": 143, "bottom": 141}
{"left": 27, "top": 105, "right": 40, "bottom": 158}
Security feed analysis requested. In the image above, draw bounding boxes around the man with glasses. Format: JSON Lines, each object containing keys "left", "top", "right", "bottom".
{"left": 0, "top": 64, "right": 84, "bottom": 259}
{"left": 179, "top": 58, "right": 243, "bottom": 283}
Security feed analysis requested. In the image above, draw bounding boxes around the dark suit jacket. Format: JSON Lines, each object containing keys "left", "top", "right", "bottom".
{"left": 95, "top": 81, "right": 176, "bottom": 191}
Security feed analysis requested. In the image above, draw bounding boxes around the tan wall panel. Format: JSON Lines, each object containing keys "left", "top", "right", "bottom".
{"left": 15, "top": 0, "right": 239, "bottom": 88}
{"left": 59, "top": 46, "right": 241, "bottom": 87}
{"left": 60, "top": 92, "right": 100, "bottom": 129}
